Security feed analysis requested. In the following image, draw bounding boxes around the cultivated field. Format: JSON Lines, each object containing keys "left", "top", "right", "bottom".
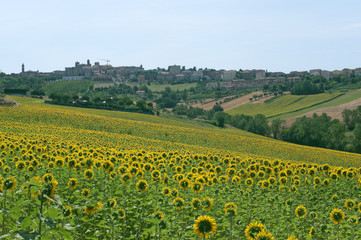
{"left": 0, "top": 97, "right": 361, "bottom": 239}
{"left": 226, "top": 93, "right": 343, "bottom": 118}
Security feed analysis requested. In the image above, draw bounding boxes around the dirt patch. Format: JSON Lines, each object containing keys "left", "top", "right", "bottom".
{"left": 221, "top": 92, "right": 275, "bottom": 112}
{"left": 0, "top": 96, "right": 18, "bottom": 107}
{"left": 189, "top": 91, "right": 275, "bottom": 111}
{"left": 284, "top": 97, "right": 361, "bottom": 127}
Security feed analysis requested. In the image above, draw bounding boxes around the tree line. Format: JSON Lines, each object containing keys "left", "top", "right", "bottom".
{"left": 171, "top": 104, "right": 361, "bottom": 154}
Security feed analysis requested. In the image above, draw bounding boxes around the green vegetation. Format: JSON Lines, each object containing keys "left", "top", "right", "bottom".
{"left": 226, "top": 92, "right": 343, "bottom": 118}
{"left": 44, "top": 79, "right": 94, "bottom": 96}
{"left": 268, "top": 89, "right": 361, "bottom": 120}
{"left": 147, "top": 82, "right": 197, "bottom": 92}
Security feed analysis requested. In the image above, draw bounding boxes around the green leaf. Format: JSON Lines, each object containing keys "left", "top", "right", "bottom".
{"left": 21, "top": 217, "right": 32, "bottom": 229}
{"left": 46, "top": 207, "right": 58, "bottom": 219}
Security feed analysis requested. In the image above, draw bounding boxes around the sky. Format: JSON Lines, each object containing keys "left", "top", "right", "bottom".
{"left": 1, "top": 0, "right": 361, "bottom": 74}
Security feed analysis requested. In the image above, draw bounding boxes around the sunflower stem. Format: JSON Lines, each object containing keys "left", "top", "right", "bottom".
{"left": 2, "top": 190, "right": 7, "bottom": 235}
{"left": 39, "top": 200, "right": 43, "bottom": 238}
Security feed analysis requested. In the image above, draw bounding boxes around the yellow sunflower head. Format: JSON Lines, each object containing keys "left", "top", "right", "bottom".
{"left": 295, "top": 205, "right": 307, "bottom": 218}
{"left": 81, "top": 188, "right": 91, "bottom": 198}
{"left": 136, "top": 180, "right": 148, "bottom": 192}
{"left": 173, "top": 197, "right": 185, "bottom": 210}
{"left": 153, "top": 211, "right": 164, "bottom": 221}
{"left": 4, "top": 176, "right": 17, "bottom": 191}
{"left": 84, "top": 169, "right": 94, "bottom": 180}
{"left": 107, "top": 198, "right": 117, "bottom": 208}
{"left": 191, "top": 198, "right": 202, "bottom": 210}
{"left": 63, "top": 205, "right": 72, "bottom": 218}
{"left": 202, "top": 197, "right": 213, "bottom": 211}
{"left": 330, "top": 209, "right": 345, "bottom": 224}
{"left": 245, "top": 222, "right": 266, "bottom": 240}
{"left": 193, "top": 215, "right": 216, "bottom": 239}
{"left": 67, "top": 178, "right": 78, "bottom": 190}
{"left": 255, "top": 231, "right": 274, "bottom": 240}
{"left": 344, "top": 199, "right": 356, "bottom": 210}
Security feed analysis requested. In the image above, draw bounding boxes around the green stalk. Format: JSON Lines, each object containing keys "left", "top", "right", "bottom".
{"left": 2, "top": 190, "right": 7, "bottom": 235}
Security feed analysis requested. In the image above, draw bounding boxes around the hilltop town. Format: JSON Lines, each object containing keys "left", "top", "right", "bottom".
{"left": 4, "top": 60, "right": 361, "bottom": 92}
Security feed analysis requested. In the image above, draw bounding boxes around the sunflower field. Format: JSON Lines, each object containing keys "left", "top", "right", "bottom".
{"left": 0, "top": 97, "right": 361, "bottom": 239}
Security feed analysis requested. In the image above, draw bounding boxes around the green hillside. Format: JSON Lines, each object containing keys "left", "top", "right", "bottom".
{"left": 226, "top": 92, "right": 343, "bottom": 118}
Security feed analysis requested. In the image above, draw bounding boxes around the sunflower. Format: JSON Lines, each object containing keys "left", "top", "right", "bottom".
{"left": 309, "top": 226, "right": 315, "bottom": 237}
{"left": 330, "top": 209, "right": 345, "bottom": 224}
{"left": 225, "top": 202, "right": 237, "bottom": 217}
{"left": 279, "top": 177, "right": 287, "bottom": 185}
{"left": 286, "top": 236, "right": 298, "bottom": 240}
{"left": 162, "top": 187, "right": 171, "bottom": 196}
{"left": 191, "top": 198, "right": 202, "bottom": 210}
{"left": 261, "top": 180, "right": 270, "bottom": 189}
{"left": 151, "top": 170, "right": 161, "bottom": 179}
{"left": 4, "top": 176, "right": 17, "bottom": 191}
{"left": 191, "top": 182, "right": 203, "bottom": 193}
{"left": 117, "top": 208, "right": 126, "bottom": 219}
{"left": 173, "top": 197, "right": 185, "bottom": 210}
{"left": 63, "top": 205, "right": 72, "bottom": 218}
{"left": 68, "top": 178, "right": 78, "bottom": 190}
{"left": 84, "top": 169, "right": 94, "bottom": 180}
{"left": 121, "top": 173, "right": 132, "bottom": 183}
{"left": 322, "top": 179, "right": 329, "bottom": 187}
{"left": 202, "top": 197, "right": 213, "bottom": 211}
{"left": 193, "top": 215, "right": 216, "bottom": 239}
{"left": 344, "top": 199, "right": 356, "bottom": 210}
{"left": 136, "top": 180, "right": 148, "bottom": 192}
{"left": 84, "top": 202, "right": 103, "bottom": 216}
{"left": 42, "top": 173, "right": 54, "bottom": 184}
{"left": 81, "top": 188, "right": 91, "bottom": 198}
{"left": 15, "top": 161, "right": 26, "bottom": 171}
{"left": 245, "top": 178, "right": 254, "bottom": 186}
{"left": 295, "top": 205, "right": 307, "bottom": 218}
{"left": 171, "top": 188, "right": 179, "bottom": 197}
{"left": 310, "top": 211, "right": 318, "bottom": 219}
{"left": 153, "top": 211, "right": 164, "bottom": 221}
{"left": 348, "top": 216, "right": 358, "bottom": 224}
{"left": 179, "top": 178, "right": 190, "bottom": 190}
{"left": 110, "top": 171, "right": 117, "bottom": 180}
{"left": 331, "top": 194, "right": 338, "bottom": 202}
{"left": 55, "top": 158, "right": 64, "bottom": 167}
{"left": 289, "top": 185, "right": 297, "bottom": 193}
{"left": 67, "top": 159, "right": 77, "bottom": 169}
{"left": 313, "top": 177, "right": 321, "bottom": 186}
{"left": 231, "top": 176, "right": 241, "bottom": 185}
{"left": 268, "top": 177, "right": 276, "bottom": 186}
{"left": 358, "top": 203, "right": 361, "bottom": 213}
{"left": 107, "top": 198, "right": 117, "bottom": 208}
{"left": 330, "top": 173, "right": 338, "bottom": 181}
{"left": 48, "top": 161, "right": 55, "bottom": 169}
{"left": 255, "top": 231, "right": 274, "bottom": 240}
{"left": 245, "top": 222, "right": 266, "bottom": 240}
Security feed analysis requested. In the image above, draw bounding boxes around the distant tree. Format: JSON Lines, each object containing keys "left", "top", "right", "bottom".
{"left": 214, "top": 112, "right": 226, "bottom": 127}
{"left": 212, "top": 104, "right": 224, "bottom": 112}
{"left": 271, "top": 118, "right": 285, "bottom": 139}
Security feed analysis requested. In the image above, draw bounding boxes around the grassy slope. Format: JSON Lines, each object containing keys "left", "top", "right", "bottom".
{"left": 44, "top": 79, "right": 93, "bottom": 95}
{"left": 226, "top": 92, "right": 343, "bottom": 118}
{"left": 5, "top": 96, "right": 361, "bottom": 168}
{"left": 147, "top": 82, "right": 197, "bottom": 92}
{"left": 268, "top": 89, "right": 361, "bottom": 120}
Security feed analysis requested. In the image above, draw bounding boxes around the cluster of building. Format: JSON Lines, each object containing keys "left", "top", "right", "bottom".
{"left": 8, "top": 60, "right": 361, "bottom": 91}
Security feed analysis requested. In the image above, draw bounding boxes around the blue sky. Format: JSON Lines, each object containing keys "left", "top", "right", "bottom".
{"left": 1, "top": 0, "right": 361, "bottom": 74}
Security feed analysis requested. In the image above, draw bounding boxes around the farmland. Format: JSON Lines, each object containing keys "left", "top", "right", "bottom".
{"left": 226, "top": 92, "right": 343, "bottom": 118}
{"left": 0, "top": 97, "right": 361, "bottom": 239}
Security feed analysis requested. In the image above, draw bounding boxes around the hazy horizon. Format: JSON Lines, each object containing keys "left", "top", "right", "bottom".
{"left": 1, "top": 0, "right": 361, "bottom": 74}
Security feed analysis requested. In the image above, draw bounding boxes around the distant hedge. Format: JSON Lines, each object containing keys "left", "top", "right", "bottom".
{"left": 4, "top": 88, "right": 28, "bottom": 94}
